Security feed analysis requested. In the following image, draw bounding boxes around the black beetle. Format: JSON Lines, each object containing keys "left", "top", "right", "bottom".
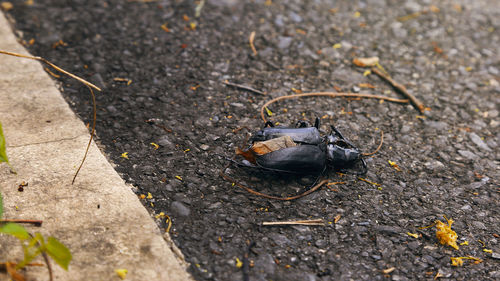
{"left": 234, "top": 117, "right": 367, "bottom": 176}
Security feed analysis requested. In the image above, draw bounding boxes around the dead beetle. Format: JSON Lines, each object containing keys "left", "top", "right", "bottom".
{"left": 234, "top": 117, "right": 367, "bottom": 176}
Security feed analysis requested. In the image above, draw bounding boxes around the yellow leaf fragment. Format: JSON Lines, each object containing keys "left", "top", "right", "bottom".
{"left": 363, "top": 70, "right": 371, "bottom": 76}
{"left": 435, "top": 216, "right": 459, "bottom": 250}
{"left": 334, "top": 214, "right": 341, "bottom": 224}
{"left": 451, "top": 256, "right": 482, "bottom": 267}
{"left": 333, "top": 43, "right": 342, "bottom": 49}
{"left": 429, "top": 5, "right": 440, "bottom": 13}
{"left": 140, "top": 194, "right": 146, "bottom": 199}
{"left": 397, "top": 12, "right": 421, "bottom": 22}
{"left": 251, "top": 136, "right": 296, "bottom": 155}
{"left": 165, "top": 214, "right": 172, "bottom": 233}
{"left": 175, "top": 175, "right": 183, "bottom": 181}
{"left": 407, "top": 232, "right": 419, "bottom": 239}
{"left": 264, "top": 107, "right": 273, "bottom": 116}
{"left": 460, "top": 241, "right": 468, "bottom": 246}
{"left": 382, "top": 267, "right": 396, "bottom": 274}
{"left": 121, "top": 152, "right": 129, "bottom": 159}
{"left": 161, "top": 23, "right": 170, "bottom": 32}
{"left": 150, "top": 142, "right": 159, "bottom": 150}
{"left": 483, "top": 249, "right": 492, "bottom": 253}
{"left": 358, "top": 177, "right": 381, "bottom": 186}
{"left": 388, "top": 160, "right": 402, "bottom": 171}
{"left": 147, "top": 192, "right": 153, "bottom": 199}
{"left": 1, "top": 2, "right": 14, "bottom": 11}
{"left": 353, "top": 11, "right": 361, "bottom": 18}
{"left": 353, "top": 57, "right": 379, "bottom": 67}
{"left": 115, "top": 269, "right": 128, "bottom": 280}
{"left": 236, "top": 258, "right": 243, "bottom": 268}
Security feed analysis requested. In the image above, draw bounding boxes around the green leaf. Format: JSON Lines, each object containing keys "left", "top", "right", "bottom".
{"left": 0, "top": 223, "right": 30, "bottom": 240}
{"left": 45, "top": 237, "right": 72, "bottom": 270}
{"left": 0, "top": 121, "right": 8, "bottom": 163}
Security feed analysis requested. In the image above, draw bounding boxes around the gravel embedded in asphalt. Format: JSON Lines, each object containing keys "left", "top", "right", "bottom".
{"left": 4, "top": 0, "right": 499, "bottom": 280}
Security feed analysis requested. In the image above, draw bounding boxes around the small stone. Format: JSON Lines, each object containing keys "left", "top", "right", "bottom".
{"left": 424, "top": 160, "right": 445, "bottom": 172}
{"left": 106, "top": 105, "right": 118, "bottom": 113}
{"left": 491, "top": 252, "right": 500, "bottom": 260}
{"left": 289, "top": 11, "right": 302, "bottom": 22}
{"left": 460, "top": 204, "right": 472, "bottom": 211}
{"left": 254, "top": 253, "right": 276, "bottom": 275}
{"left": 170, "top": 201, "right": 190, "bottom": 217}
{"left": 400, "top": 125, "right": 411, "bottom": 134}
{"left": 315, "top": 239, "right": 327, "bottom": 248}
{"left": 274, "top": 15, "right": 284, "bottom": 27}
{"left": 352, "top": 85, "right": 360, "bottom": 93}
{"left": 458, "top": 150, "right": 479, "bottom": 160}
{"left": 471, "top": 221, "right": 486, "bottom": 230}
{"left": 157, "top": 135, "right": 173, "bottom": 147}
{"left": 277, "top": 36, "right": 293, "bottom": 49}
{"left": 425, "top": 121, "right": 448, "bottom": 130}
{"left": 490, "top": 271, "right": 500, "bottom": 278}
{"left": 469, "top": 132, "right": 491, "bottom": 151}
{"left": 200, "top": 144, "right": 209, "bottom": 151}
{"left": 269, "top": 233, "right": 292, "bottom": 246}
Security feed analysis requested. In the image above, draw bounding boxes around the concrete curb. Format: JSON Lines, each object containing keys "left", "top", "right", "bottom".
{"left": 0, "top": 12, "right": 192, "bottom": 281}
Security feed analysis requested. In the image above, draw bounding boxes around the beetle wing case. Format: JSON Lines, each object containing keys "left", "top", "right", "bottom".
{"left": 256, "top": 145, "right": 326, "bottom": 174}
{"left": 251, "top": 127, "right": 322, "bottom": 144}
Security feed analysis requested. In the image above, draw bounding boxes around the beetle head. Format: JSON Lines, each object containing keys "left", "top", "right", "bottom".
{"left": 326, "top": 140, "right": 367, "bottom": 174}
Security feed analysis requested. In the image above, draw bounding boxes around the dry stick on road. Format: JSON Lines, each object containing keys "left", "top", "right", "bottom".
{"left": 362, "top": 130, "right": 384, "bottom": 156}
{"left": 262, "top": 219, "right": 325, "bottom": 226}
{"left": 370, "top": 67, "right": 426, "bottom": 113}
{"left": 0, "top": 50, "right": 101, "bottom": 185}
{"left": 260, "top": 92, "right": 409, "bottom": 122}
{"left": 223, "top": 80, "right": 266, "bottom": 95}
{"left": 0, "top": 219, "right": 43, "bottom": 226}
{"left": 249, "top": 31, "right": 257, "bottom": 56}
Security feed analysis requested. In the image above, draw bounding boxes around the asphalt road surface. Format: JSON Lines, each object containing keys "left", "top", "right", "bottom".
{"left": 4, "top": 0, "right": 499, "bottom": 280}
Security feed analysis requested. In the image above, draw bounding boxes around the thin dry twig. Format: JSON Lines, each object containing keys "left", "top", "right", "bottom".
{"left": 40, "top": 252, "right": 53, "bottom": 281}
{"left": 362, "top": 130, "right": 384, "bottom": 156}
{"left": 249, "top": 31, "right": 257, "bottom": 55}
{"left": 262, "top": 219, "right": 325, "bottom": 226}
{"left": 0, "top": 50, "right": 100, "bottom": 91}
{"left": 220, "top": 162, "right": 329, "bottom": 200}
{"left": 260, "top": 92, "right": 409, "bottom": 122}
{"left": 0, "top": 50, "right": 101, "bottom": 185}
{"left": 0, "top": 219, "right": 43, "bottom": 227}
{"left": 224, "top": 80, "right": 266, "bottom": 95}
{"left": 370, "top": 67, "right": 426, "bottom": 113}
{"left": 72, "top": 86, "right": 96, "bottom": 184}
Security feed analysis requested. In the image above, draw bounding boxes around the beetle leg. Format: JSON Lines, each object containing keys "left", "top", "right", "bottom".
{"left": 314, "top": 117, "right": 320, "bottom": 129}
{"left": 264, "top": 121, "right": 274, "bottom": 128}
{"left": 358, "top": 157, "right": 368, "bottom": 175}
{"left": 296, "top": 120, "right": 310, "bottom": 128}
